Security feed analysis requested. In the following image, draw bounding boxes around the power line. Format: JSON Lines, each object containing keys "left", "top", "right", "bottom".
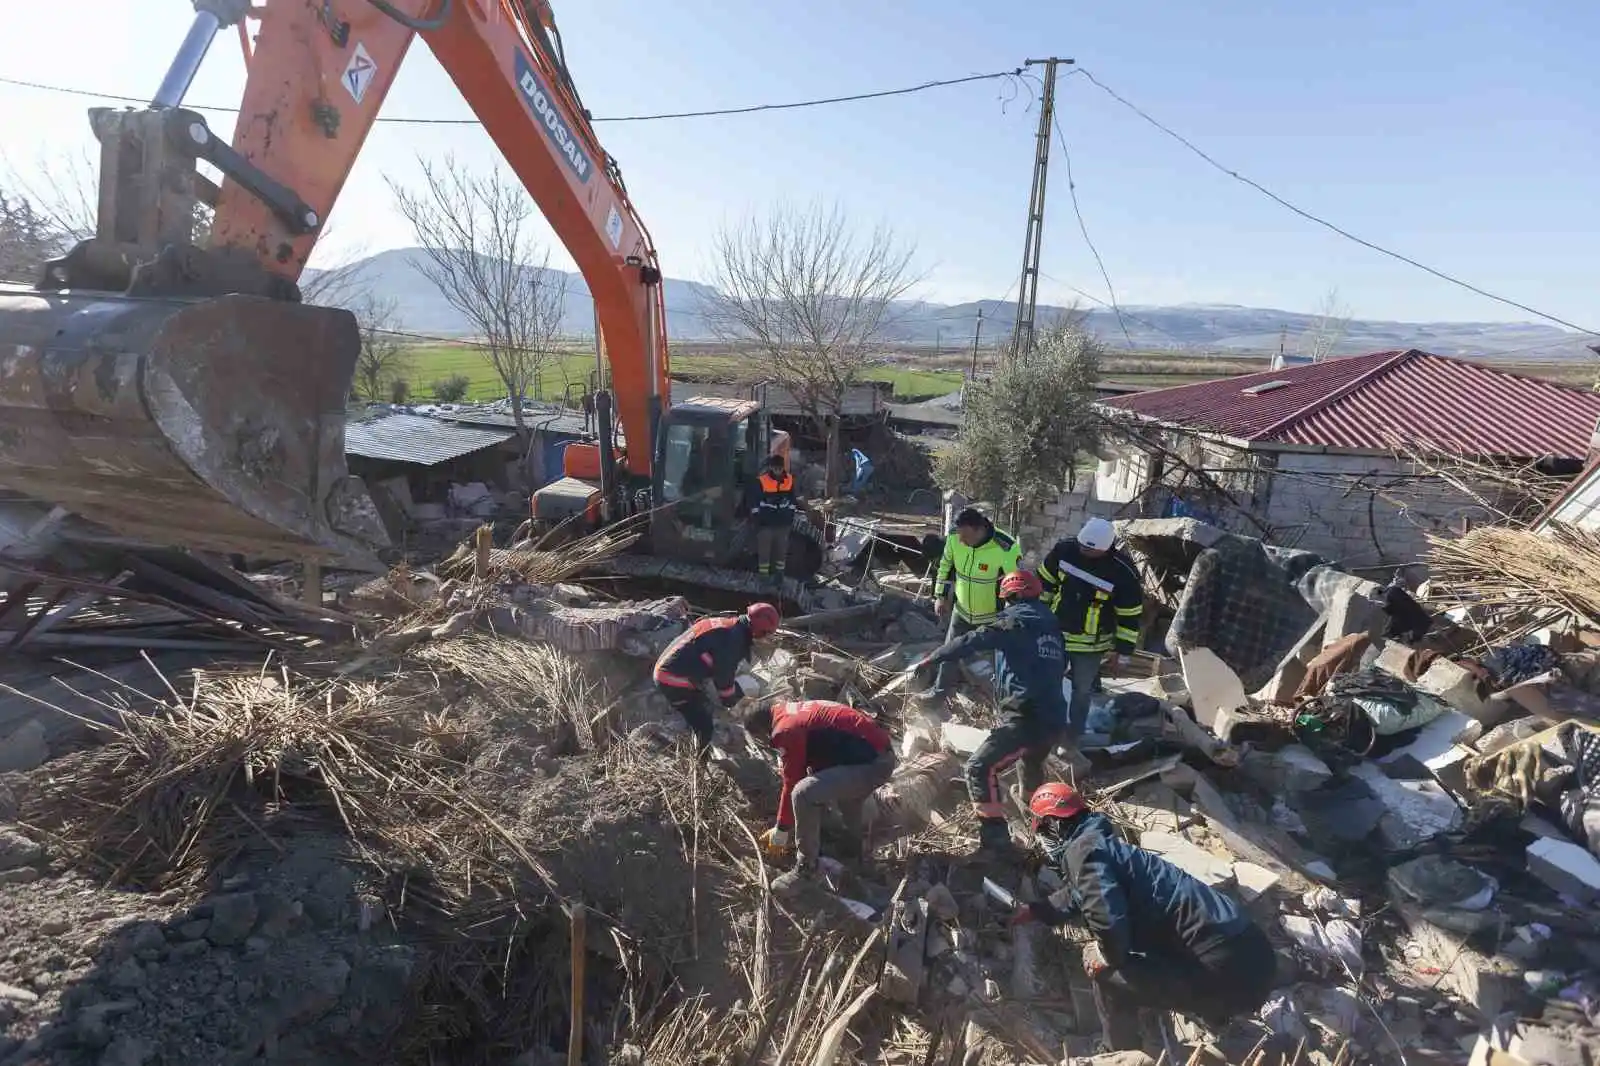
{"left": 1072, "top": 67, "right": 1599, "bottom": 337}
{"left": 0, "top": 66, "right": 1024, "bottom": 126}
{"left": 1049, "top": 112, "right": 1132, "bottom": 347}
{"left": 1035, "top": 270, "right": 1195, "bottom": 348}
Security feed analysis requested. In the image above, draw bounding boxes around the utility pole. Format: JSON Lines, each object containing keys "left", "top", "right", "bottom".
{"left": 1011, "top": 56, "right": 1074, "bottom": 359}
{"left": 969, "top": 307, "right": 985, "bottom": 379}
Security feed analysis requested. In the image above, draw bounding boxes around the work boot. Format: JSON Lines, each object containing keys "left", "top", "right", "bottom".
{"left": 771, "top": 859, "right": 822, "bottom": 898}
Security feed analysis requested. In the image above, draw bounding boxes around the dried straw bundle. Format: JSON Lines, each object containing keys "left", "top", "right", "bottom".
{"left": 1426, "top": 522, "right": 1600, "bottom": 643}
{"left": 438, "top": 523, "right": 639, "bottom": 584}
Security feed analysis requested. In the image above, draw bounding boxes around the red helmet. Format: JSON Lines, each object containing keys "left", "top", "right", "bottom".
{"left": 999, "top": 570, "right": 1043, "bottom": 601}
{"left": 745, "top": 602, "right": 780, "bottom": 637}
{"left": 1028, "top": 783, "right": 1087, "bottom": 827}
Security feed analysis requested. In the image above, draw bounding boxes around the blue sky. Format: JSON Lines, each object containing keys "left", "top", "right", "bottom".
{"left": 1, "top": 0, "right": 1595, "bottom": 327}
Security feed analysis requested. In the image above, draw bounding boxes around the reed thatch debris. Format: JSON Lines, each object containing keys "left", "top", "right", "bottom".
{"left": 1425, "top": 521, "right": 1600, "bottom": 645}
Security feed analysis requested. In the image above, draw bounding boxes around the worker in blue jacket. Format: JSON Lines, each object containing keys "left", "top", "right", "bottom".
{"left": 1012, "top": 783, "right": 1276, "bottom": 1050}
{"left": 912, "top": 570, "right": 1066, "bottom": 855}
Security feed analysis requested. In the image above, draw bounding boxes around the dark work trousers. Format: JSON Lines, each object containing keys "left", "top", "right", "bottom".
{"left": 1092, "top": 922, "right": 1277, "bottom": 1050}
{"left": 963, "top": 705, "right": 1064, "bottom": 820}
{"left": 657, "top": 680, "right": 719, "bottom": 756}
{"left": 791, "top": 749, "right": 897, "bottom": 864}
{"left": 756, "top": 524, "right": 792, "bottom": 577}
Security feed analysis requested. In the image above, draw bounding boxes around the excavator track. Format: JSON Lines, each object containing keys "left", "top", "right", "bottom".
{"left": 0, "top": 285, "right": 387, "bottom": 569}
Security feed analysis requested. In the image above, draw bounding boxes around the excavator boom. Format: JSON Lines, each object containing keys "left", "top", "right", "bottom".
{"left": 0, "top": 0, "right": 669, "bottom": 565}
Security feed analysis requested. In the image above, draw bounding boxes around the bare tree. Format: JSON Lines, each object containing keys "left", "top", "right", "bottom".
{"left": 703, "top": 202, "right": 917, "bottom": 497}
{"left": 2, "top": 151, "right": 96, "bottom": 247}
{"left": 350, "top": 293, "right": 411, "bottom": 403}
{"left": 1298, "top": 286, "right": 1352, "bottom": 362}
{"left": 389, "top": 156, "right": 568, "bottom": 430}
{"left": 0, "top": 191, "right": 67, "bottom": 282}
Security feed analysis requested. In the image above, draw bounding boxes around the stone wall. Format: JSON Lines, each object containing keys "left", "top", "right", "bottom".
{"left": 1015, "top": 485, "right": 1117, "bottom": 562}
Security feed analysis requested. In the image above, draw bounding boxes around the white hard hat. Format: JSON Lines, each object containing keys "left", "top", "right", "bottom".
{"left": 1077, "top": 517, "right": 1116, "bottom": 552}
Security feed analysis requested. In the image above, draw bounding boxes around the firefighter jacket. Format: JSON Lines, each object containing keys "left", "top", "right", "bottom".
{"left": 935, "top": 524, "right": 1021, "bottom": 625}
{"left": 1038, "top": 540, "right": 1143, "bottom": 656}
{"left": 1033, "top": 812, "right": 1253, "bottom": 966}
{"left": 653, "top": 615, "right": 753, "bottom": 706}
{"left": 751, "top": 469, "right": 797, "bottom": 527}
{"left": 924, "top": 599, "right": 1066, "bottom": 720}
{"left": 769, "top": 700, "right": 892, "bottom": 829}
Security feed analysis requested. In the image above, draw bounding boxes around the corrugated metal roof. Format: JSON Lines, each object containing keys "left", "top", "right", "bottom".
{"left": 1100, "top": 349, "right": 1600, "bottom": 460}
{"left": 345, "top": 414, "right": 515, "bottom": 465}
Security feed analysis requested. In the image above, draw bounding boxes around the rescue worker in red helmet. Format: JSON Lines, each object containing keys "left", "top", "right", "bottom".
{"left": 910, "top": 570, "right": 1066, "bottom": 856}
{"left": 653, "top": 602, "right": 781, "bottom": 757}
{"left": 743, "top": 699, "right": 895, "bottom": 897}
{"left": 1014, "top": 783, "right": 1276, "bottom": 1050}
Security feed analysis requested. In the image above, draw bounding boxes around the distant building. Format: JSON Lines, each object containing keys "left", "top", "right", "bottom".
{"left": 1029, "top": 350, "right": 1600, "bottom": 569}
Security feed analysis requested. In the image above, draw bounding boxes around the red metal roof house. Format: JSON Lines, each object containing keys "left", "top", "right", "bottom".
{"left": 1091, "top": 350, "right": 1600, "bottom": 568}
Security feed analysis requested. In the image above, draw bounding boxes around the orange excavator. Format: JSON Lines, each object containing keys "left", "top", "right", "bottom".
{"left": 0, "top": 0, "right": 824, "bottom": 583}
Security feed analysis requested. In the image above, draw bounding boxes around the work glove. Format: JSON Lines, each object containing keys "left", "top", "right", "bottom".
{"left": 760, "top": 827, "right": 793, "bottom": 857}
{"left": 1008, "top": 904, "right": 1038, "bottom": 927}
{"left": 1081, "top": 940, "right": 1109, "bottom": 979}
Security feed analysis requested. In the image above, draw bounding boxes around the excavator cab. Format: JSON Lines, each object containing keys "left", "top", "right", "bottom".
{"left": 530, "top": 392, "right": 823, "bottom": 579}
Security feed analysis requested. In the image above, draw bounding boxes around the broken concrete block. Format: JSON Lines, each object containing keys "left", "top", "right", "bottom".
{"left": 1176, "top": 646, "right": 1248, "bottom": 730}
{"left": 1233, "top": 862, "right": 1281, "bottom": 902}
{"left": 924, "top": 883, "right": 959, "bottom": 921}
{"left": 1239, "top": 744, "right": 1332, "bottom": 794}
{"left": 1374, "top": 640, "right": 1418, "bottom": 680}
{"left": 939, "top": 722, "right": 988, "bottom": 756}
{"left": 1324, "top": 584, "right": 1385, "bottom": 645}
{"left": 810, "top": 653, "right": 856, "bottom": 683}
{"left": 0, "top": 719, "right": 47, "bottom": 774}
{"left": 1137, "top": 830, "right": 1235, "bottom": 888}
{"left": 1349, "top": 762, "right": 1462, "bottom": 850}
{"left": 1112, "top": 782, "right": 1191, "bottom": 834}
{"left": 1413, "top": 657, "right": 1497, "bottom": 724}
{"left": 1527, "top": 838, "right": 1600, "bottom": 903}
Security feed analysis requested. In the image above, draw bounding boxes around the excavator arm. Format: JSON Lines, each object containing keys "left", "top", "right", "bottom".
{"left": 0, "top": 0, "right": 667, "bottom": 568}
{"left": 211, "top": 0, "right": 670, "bottom": 469}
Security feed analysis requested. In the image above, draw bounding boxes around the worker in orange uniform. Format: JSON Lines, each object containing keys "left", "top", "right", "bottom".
{"left": 743, "top": 699, "right": 896, "bottom": 897}
{"left": 749, "top": 453, "right": 798, "bottom": 585}
{"left": 653, "top": 603, "right": 781, "bottom": 756}
{"left": 1013, "top": 783, "right": 1276, "bottom": 1050}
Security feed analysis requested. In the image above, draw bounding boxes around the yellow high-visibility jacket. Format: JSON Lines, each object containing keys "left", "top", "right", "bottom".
{"left": 1038, "top": 539, "right": 1143, "bottom": 655}
{"left": 936, "top": 525, "right": 1021, "bottom": 625}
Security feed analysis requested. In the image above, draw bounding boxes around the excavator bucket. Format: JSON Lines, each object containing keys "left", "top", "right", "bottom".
{"left": 0, "top": 285, "right": 387, "bottom": 569}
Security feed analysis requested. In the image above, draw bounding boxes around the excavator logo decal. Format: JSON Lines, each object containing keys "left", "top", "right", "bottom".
{"left": 514, "top": 51, "right": 592, "bottom": 184}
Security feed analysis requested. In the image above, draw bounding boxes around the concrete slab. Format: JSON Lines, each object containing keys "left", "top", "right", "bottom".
{"left": 1177, "top": 646, "right": 1248, "bottom": 729}
{"left": 1527, "top": 838, "right": 1600, "bottom": 903}
{"left": 1138, "top": 829, "right": 1236, "bottom": 888}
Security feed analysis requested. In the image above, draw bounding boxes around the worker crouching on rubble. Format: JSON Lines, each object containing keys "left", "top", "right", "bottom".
{"left": 912, "top": 570, "right": 1066, "bottom": 856}
{"left": 653, "top": 603, "right": 781, "bottom": 757}
{"left": 1013, "top": 783, "right": 1276, "bottom": 1051}
{"left": 1038, "top": 517, "right": 1143, "bottom": 739}
{"left": 743, "top": 699, "right": 895, "bottom": 898}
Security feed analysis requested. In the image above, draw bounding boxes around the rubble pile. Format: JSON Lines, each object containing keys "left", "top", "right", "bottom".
{"left": 5, "top": 510, "right": 1600, "bottom": 1066}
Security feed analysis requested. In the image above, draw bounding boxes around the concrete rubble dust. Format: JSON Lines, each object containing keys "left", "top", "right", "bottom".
{"left": 0, "top": 515, "right": 1598, "bottom": 1066}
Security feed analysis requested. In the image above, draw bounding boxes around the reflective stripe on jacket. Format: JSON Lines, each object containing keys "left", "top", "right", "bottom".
{"left": 1038, "top": 540, "right": 1143, "bottom": 654}
{"left": 754, "top": 470, "right": 796, "bottom": 527}
{"left": 934, "top": 525, "right": 1021, "bottom": 624}
{"left": 653, "top": 615, "right": 751, "bottom": 704}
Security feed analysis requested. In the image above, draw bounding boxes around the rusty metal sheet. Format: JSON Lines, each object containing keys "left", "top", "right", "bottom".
{"left": 0, "top": 285, "right": 386, "bottom": 567}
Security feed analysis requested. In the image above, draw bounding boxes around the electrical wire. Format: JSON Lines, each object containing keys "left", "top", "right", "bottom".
{"left": 1036, "top": 270, "right": 1196, "bottom": 349}
{"left": 1071, "top": 67, "right": 1600, "bottom": 337}
{"left": 0, "top": 65, "right": 1025, "bottom": 126}
{"left": 1049, "top": 112, "right": 1132, "bottom": 348}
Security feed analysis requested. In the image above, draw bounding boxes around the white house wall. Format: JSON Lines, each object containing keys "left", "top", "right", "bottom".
{"left": 1538, "top": 463, "right": 1600, "bottom": 532}
{"left": 1265, "top": 452, "right": 1496, "bottom": 567}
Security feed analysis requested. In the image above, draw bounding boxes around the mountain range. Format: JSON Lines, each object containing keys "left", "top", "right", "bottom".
{"left": 306, "top": 247, "right": 1593, "bottom": 362}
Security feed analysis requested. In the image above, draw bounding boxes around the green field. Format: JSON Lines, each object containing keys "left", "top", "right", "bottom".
{"left": 390, "top": 343, "right": 1596, "bottom": 406}
{"left": 393, "top": 344, "right": 969, "bottom": 404}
